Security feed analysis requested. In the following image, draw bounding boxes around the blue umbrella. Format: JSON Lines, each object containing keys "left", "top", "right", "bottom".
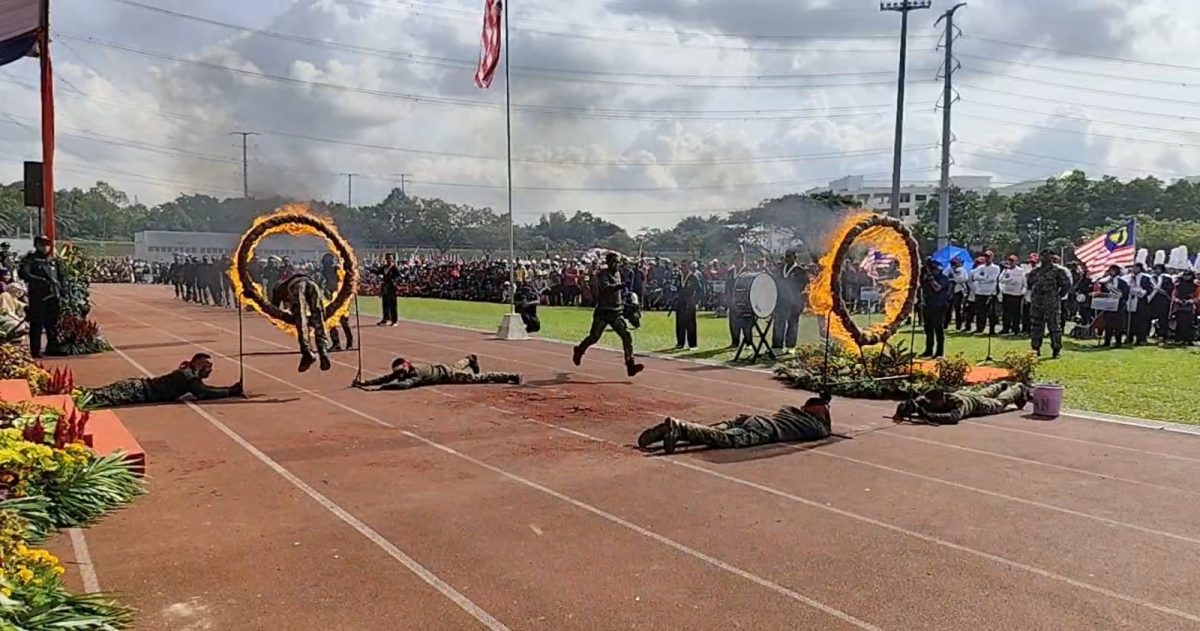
{"left": 931, "top": 245, "right": 974, "bottom": 272}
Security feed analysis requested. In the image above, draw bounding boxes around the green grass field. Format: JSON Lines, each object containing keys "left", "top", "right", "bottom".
{"left": 358, "top": 297, "right": 1200, "bottom": 424}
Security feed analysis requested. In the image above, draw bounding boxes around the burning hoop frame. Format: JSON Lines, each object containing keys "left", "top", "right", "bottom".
{"left": 229, "top": 204, "right": 360, "bottom": 331}
{"left": 810, "top": 213, "right": 920, "bottom": 349}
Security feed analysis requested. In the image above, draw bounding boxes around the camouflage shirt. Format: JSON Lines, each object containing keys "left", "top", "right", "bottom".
{"left": 357, "top": 363, "right": 453, "bottom": 391}
{"left": 1025, "top": 263, "right": 1072, "bottom": 310}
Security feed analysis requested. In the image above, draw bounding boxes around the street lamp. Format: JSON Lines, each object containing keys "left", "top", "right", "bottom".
{"left": 881, "top": 0, "right": 932, "bottom": 219}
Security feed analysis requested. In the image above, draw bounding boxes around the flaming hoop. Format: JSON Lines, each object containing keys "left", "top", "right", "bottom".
{"left": 229, "top": 203, "right": 359, "bottom": 332}
{"left": 808, "top": 212, "right": 920, "bottom": 349}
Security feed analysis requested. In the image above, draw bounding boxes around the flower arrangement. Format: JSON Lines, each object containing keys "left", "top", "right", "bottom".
{"left": 0, "top": 346, "right": 49, "bottom": 396}
{"left": 52, "top": 247, "right": 111, "bottom": 356}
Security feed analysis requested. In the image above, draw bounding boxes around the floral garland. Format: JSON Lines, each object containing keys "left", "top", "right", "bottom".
{"left": 230, "top": 204, "right": 359, "bottom": 331}
{"left": 827, "top": 215, "right": 920, "bottom": 348}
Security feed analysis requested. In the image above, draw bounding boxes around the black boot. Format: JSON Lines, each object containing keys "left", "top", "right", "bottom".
{"left": 299, "top": 350, "right": 317, "bottom": 373}
{"left": 626, "top": 361, "right": 644, "bottom": 378}
{"left": 572, "top": 346, "right": 584, "bottom": 366}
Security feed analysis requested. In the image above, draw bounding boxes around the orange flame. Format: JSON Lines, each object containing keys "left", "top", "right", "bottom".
{"left": 228, "top": 203, "right": 359, "bottom": 333}
{"left": 807, "top": 211, "right": 916, "bottom": 350}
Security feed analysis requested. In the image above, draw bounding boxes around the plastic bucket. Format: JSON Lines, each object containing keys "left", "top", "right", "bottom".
{"left": 1031, "top": 384, "right": 1064, "bottom": 419}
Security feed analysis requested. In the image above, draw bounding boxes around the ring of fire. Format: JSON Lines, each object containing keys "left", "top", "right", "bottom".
{"left": 811, "top": 213, "right": 920, "bottom": 349}
{"left": 229, "top": 204, "right": 359, "bottom": 331}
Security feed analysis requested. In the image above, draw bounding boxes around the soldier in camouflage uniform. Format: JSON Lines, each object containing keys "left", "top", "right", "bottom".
{"left": 893, "top": 381, "right": 1031, "bottom": 425}
{"left": 271, "top": 272, "right": 332, "bottom": 373}
{"left": 1025, "top": 248, "right": 1073, "bottom": 358}
{"left": 352, "top": 355, "right": 521, "bottom": 390}
{"left": 637, "top": 396, "right": 832, "bottom": 454}
{"left": 85, "top": 353, "right": 243, "bottom": 408}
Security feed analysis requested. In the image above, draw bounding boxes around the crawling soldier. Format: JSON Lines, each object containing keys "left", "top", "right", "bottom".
{"left": 271, "top": 272, "right": 332, "bottom": 373}
{"left": 638, "top": 395, "right": 832, "bottom": 454}
{"left": 352, "top": 355, "right": 521, "bottom": 391}
{"left": 894, "top": 381, "right": 1031, "bottom": 425}
{"left": 84, "top": 353, "right": 243, "bottom": 409}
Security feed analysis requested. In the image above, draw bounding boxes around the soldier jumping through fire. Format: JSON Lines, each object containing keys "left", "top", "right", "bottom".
{"left": 84, "top": 353, "right": 243, "bottom": 409}
{"left": 271, "top": 272, "right": 332, "bottom": 373}
{"left": 638, "top": 395, "right": 833, "bottom": 454}
{"left": 352, "top": 355, "right": 521, "bottom": 391}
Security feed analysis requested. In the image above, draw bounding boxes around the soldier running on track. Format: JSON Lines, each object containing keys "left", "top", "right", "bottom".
{"left": 352, "top": 355, "right": 521, "bottom": 391}
{"left": 893, "top": 381, "right": 1031, "bottom": 425}
{"left": 638, "top": 396, "right": 833, "bottom": 454}
{"left": 572, "top": 251, "right": 644, "bottom": 377}
{"left": 84, "top": 353, "right": 243, "bottom": 408}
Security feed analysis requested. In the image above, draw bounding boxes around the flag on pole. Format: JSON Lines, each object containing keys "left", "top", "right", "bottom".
{"left": 474, "top": 0, "right": 503, "bottom": 89}
{"left": 1075, "top": 220, "right": 1136, "bottom": 278}
{"left": 859, "top": 249, "right": 896, "bottom": 279}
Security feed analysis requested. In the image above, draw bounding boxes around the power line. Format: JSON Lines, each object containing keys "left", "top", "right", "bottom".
{"left": 956, "top": 141, "right": 1195, "bottom": 178}
{"left": 956, "top": 112, "right": 1200, "bottom": 149}
{"left": 957, "top": 51, "right": 1200, "bottom": 88}
{"left": 960, "top": 99, "right": 1200, "bottom": 139}
{"left": 960, "top": 67, "right": 1200, "bottom": 109}
{"left": 98, "top": 0, "right": 927, "bottom": 83}
{"left": 960, "top": 83, "right": 1200, "bottom": 122}
{"left": 970, "top": 35, "right": 1200, "bottom": 73}
{"left": 61, "top": 35, "right": 937, "bottom": 119}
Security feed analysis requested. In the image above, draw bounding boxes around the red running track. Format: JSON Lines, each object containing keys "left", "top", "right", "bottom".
{"left": 49, "top": 285, "right": 1200, "bottom": 630}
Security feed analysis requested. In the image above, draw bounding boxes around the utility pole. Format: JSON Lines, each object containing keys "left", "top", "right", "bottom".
{"left": 343, "top": 173, "right": 357, "bottom": 207}
{"left": 391, "top": 173, "right": 412, "bottom": 196}
{"left": 881, "top": 0, "right": 932, "bottom": 219}
{"left": 229, "top": 131, "right": 257, "bottom": 198}
{"left": 936, "top": 3, "right": 966, "bottom": 250}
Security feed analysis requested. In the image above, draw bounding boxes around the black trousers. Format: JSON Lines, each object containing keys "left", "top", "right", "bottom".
{"left": 1130, "top": 308, "right": 1152, "bottom": 343}
{"left": 922, "top": 305, "right": 947, "bottom": 356}
{"left": 28, "top": 297, "right": 61, "bottom": 357}
{"left": 772, "top": 304, "right": 801, "bottom": 349}
{"left": 381, "top": 292, "right": 398, "bottom": 323}
{"left": 577, "top": 310, "right": 635, "bottom": 363}
{"left": 947, "top": 293, "right": 965, "bottom": 330}
{"left": 974, "top": 295, "right": 997, "bottom": 334}
{"left": 1001, "top": 295, "right": 1023, "bottom": 333}
{"left": 675, "top": 303, "right": 697, "bottom": 348}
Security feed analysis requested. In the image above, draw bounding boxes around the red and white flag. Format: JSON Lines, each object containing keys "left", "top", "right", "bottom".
{"left": 474, "top": 0, "right": 503, "bottom": 89}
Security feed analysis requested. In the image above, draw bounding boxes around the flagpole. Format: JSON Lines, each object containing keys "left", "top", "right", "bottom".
{"left": 503, "top": 0, "right": 515, "bottom": 316}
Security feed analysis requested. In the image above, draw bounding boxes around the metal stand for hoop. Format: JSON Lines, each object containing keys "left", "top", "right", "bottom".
{"left": 352, "top": 293, "right": 364, "bottom": 383}
{"left": 236, "top": 298, "right": 246, "bottom": 387}
{"left": 734, "top": 314, "right": 776, "bottom": 363}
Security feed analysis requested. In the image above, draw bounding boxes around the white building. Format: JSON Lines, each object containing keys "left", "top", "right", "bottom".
{"left": 808, "top": 175, "right": 995, "bottom": 224}
{"left": 133, "top": 230, "right": 334, "bottom": 263}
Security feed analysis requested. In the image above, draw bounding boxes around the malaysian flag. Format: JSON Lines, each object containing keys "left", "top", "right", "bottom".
{"left": 1075, "top": 220, "right": 1136, "bottom": 278}
{"left": 474, "top": 0, "right": 503, "bottom": 89}
{"left": 859, "top": 249, "right": 896, "bottom": 279}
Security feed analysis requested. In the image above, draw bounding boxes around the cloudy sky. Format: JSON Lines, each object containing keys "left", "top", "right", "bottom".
{"left": 0, "top": 0, "right": 1195, "bottom": 231}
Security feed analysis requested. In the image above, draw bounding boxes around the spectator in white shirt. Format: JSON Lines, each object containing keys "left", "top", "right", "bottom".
{"left": 999, "top": 255, "right": 1027, "bottom": 335}
{"left": 970, "top": 251, "right": 1001, "bottom": 334}
{"left": 947, "top": 257, "right": 971, "bottom": 331}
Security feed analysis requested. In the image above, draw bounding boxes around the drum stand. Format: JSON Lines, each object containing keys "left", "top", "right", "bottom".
{"left": 733, "top": 313, "right": 776, "bottom": 362}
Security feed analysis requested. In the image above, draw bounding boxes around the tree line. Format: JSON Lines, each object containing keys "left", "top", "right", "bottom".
{"left": 3, "top": 170, "right": 1200, "bottom": 260}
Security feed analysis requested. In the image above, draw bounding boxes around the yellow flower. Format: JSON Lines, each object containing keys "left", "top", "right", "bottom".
{"left": 1, "top": 586, "right": 11, "bottom": 596}
{"left": 16, "top": 567, "right": 33, "bottom": 583}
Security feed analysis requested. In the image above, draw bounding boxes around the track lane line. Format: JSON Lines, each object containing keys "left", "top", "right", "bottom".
{"left": 147, "top": 298, "right": 1200, "bottom": 543}
{"left": 117, "top": 297, "right": 1200, "bottom": 625}
{"left": 104, "top": 343, "right": 512, "bottom": 631}
{"left": 105, "top": 309, "right": 887, "bottom": 631}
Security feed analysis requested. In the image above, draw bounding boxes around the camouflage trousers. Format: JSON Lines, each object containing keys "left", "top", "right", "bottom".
{"left": 329, "top": 316, "right": 353, "bottom": 348}
{"left": 85, "top": 379, "right": 150, "bottom": 409}
{"left": 1029, "top": 305, "right": 1063, "bottom": 352}
{"left": 672, "top": 406, "right": 830, "bottom": 449}
{"left": 964, "top": 382, "right": 1028, "bottom": 417}
{"left": 288, "top": 279, "right": 329, "bottom": 356}
{"left": 443, "top": 357, "right": 519, "bottom": 385}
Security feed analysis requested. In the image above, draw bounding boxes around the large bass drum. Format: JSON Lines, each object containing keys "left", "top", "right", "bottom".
{"left": 733, "top": 272, "right": 778, "bottom": 319}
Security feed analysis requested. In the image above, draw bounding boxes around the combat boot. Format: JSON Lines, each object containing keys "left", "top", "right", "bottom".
{"left": 572, "top": 345, "right": 584, "bottom": 366}
{"left": 299, "top": 350, "right": 317, "bottom": 373}
{"left": 467, "top": 354, "right": 481, "bottom": 374}
{"left": 637, "top": 417, "right": 673, "bottom": 450}
{"left": 506, "top": 374, "right": 522, "bottom": 384}
{"left": 626, "top": 361, "right": 644, "bottom": 378}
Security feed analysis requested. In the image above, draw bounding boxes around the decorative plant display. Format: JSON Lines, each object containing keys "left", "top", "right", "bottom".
{"left": 52, "top": 247, "right": 111, "bottom": 356}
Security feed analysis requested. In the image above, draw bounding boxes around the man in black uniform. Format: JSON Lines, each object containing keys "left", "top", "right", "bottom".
{"left": 727, "top": 250, "right": 748, "bottom": 347}
{"left": 638, "top": 395, "right": 832, "bottom": 454}
{"left": 84, "top": 353, "right": 243, "bottom": 408}
{"left": 17, "top": 236, "right": 64, "bottom": 358}
{"left": 373, "top": 253, "right": 401, "bottom": 326}
{"left": 674, "top": 261, "right": 703, "bottom": 350}
{"left": 352, "top": 355, "right": 521, "bottom": 390}
{"left": 772, "top": 249, "right": 806, "bottom": 353}
{"left": 320, "top": 253, "right": 354, "bottom": 351}
{"left": 183, "top": 256, "right": 199, "bottom": 303}
{"left": 220, "top": 254, "right": 234, "bottom": 308}
{"left": 572, "top": 252, "right": 644, "bottom": 377}
{"left": 170, "top": 254, "right": 185, "bottom": 300}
